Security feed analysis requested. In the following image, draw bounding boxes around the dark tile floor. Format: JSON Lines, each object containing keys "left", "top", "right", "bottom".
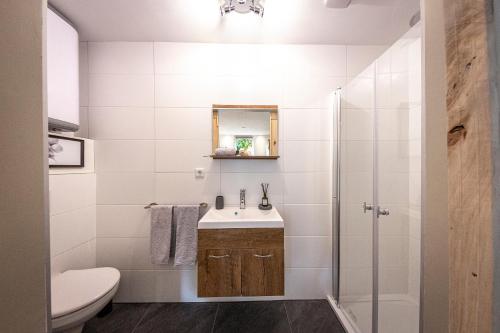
{"left": 83, "top": 300, "right": 345, "bottom": 333}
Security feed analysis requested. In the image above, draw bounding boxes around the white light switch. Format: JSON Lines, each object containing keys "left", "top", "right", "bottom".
{"left": 195, "top": 168, "right": 205, "bottom": 178}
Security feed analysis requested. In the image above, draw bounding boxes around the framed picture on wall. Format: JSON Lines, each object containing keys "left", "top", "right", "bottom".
{"left": 48, "top": 135, "right": 84, "bottom": 168}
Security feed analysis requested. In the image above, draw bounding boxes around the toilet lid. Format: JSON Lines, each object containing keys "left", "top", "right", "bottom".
{"left": 51, "top": 267, "right": 120, "bottom": 318}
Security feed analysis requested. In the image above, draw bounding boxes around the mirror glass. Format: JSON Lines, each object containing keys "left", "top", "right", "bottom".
{"left": 212, "top": 106, "right": 278, "bottom": 158}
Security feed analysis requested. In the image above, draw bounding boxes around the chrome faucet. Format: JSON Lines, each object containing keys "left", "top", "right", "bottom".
{"left": 240, "top": 189, "right": 246, "bottom": 209}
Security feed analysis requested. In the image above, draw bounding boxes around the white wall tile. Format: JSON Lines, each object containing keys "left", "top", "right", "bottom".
{"left": 284, "top": 268, "right": 332, "bottom": 299}
{"left": 220, "top": 158, "right": 283, "bottom": 173}
{"left": 155, "top": 75, "right": 215, "bottom": 108}
{"left": 377, "top": 109, "right": 409, "bottom": 141}
{"left": 155, "top": 140, "right": 218, "bottom": 173}
{"left": 95, "top": 140, "right": 155, "bottom": 172}
{"left": 377, "top": 141, "right": 409, "bottom": 173}
{"left": 378, "top": 204, "right": 410, "bottom": 236}
{"left": 49, "top": 173, "right": 96, "bottom": 215}
{"left": 341, "top": 109, "right": 374, "bottom": 141}
{"left": 284, "top": 108, "right": 332, "bottom": 141}
{"left": 89, "top": 42, "right": 154, "bottom": 74}
{"left": 284, "top": 141, "right": 330, "bottom": 172}
{"left": 154, "top": 43, "right": 218, "bottom": 75}
{"left": 281, "top": 205, "right": 330, "bottom": 236}
{"left": 220, "top": 173, "right": 283, "bottom": 206}
{"left": 376, "top": 49, "right": 392, "bottom": 74}
{"left": 342, "top": 267, "right": 372, "bottom": 296}
{"left": 347, "top": 45, "right": 386, "bottom": 77}
{"left": 342, "top": 235, "right": 372, "bottom": 268}
{"left": 283, "top": 77, "right": 344, "bottom": 109}
{"left": 214, "top": 75, "right": 283, "bottom": 106}
{"left": 390, "top": 72, "right": 410, "bottom": 109}
{"left": 155, "top": 173, "right": 219, "bottom": 205}
{"left": 343, "top": 76, "right": 374, "bottom": 109}
{"left": 380, "top": 267, "right": 408, "bottom": 294}
{"left": 342, "top": 172, "right": 372, "bottom": 204}
{"left": 89, "top": 107, "right": 155, "bottom": 140}
{"left": 340, "top": 203, "right": 372, "bottom": 236}
{"left": 97, "top": 237, "right": 178, "bottom": 270}
{"left": 89, "top": 74, "right": 154, "bottom": 107}
{"left": 376, "top": 73, "right": 392, "bottom": 109}
{"left": 97, "top": 205, "right": 150, "bottom": 238}
{"left": 283, "top": 173, "right": 330, "bottom": 204}
{"left": 390, "top": 44, "right": 409, "bottom": 74}
{"left": 341, "top": 140, "right": 373, "bottom": 173}
{"left": 379, "top": 235, "right": 408, "bottom": 268}
{"left": 76, "top": 106, "right": 89, "bottom": 138}
{"left": 378, "top": 172, "right": 409, "bottom": 205}
{"left": 50, "top": 205, "right": 96, "bottom": 256}
{"left": 79, "top": 42, "right": 89, "bottom": 107}
{"left": 409, "top": 107, "right": 422, "bottom": 141}
{"left": 51, "top": 239, "right": 96, "bottom": 276}
{"left": 115, "top": 269, "right": 197, "bottom": 302}
{"left": 155, "top": 108, "right": 211, "bottom": 140}
{"left": 285, "top": 237, "right": 331, "bottom": 268}
{"left": 97, "top": 173, "right": 155, "bottom": 205}
{"left": 280, "top": 45, "right": 347, "bottom": 77}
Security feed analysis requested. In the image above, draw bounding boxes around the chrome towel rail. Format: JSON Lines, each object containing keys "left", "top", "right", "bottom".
{"left": 144, "top": 202, "right": 208, "bottom": 209}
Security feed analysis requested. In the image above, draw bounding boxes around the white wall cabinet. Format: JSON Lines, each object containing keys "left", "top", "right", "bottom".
{"left": 47, "top": 8, "right": 79, "bottom": 131}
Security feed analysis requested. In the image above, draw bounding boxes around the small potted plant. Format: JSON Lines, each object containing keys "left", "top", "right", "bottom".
{"left": 236, "top": 138, "right": 252, "bottom": 156}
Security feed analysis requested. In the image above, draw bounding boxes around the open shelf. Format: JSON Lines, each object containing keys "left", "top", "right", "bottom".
{"left": 210, "top": 155, "right": 280, "bottom": 160}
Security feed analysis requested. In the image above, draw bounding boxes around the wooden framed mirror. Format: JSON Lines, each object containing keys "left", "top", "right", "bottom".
{"left": 211, "top": 105, "right": 279, "bottom": 160}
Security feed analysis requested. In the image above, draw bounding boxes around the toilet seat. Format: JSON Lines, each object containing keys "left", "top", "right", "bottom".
{"left": 51, "top": 267, "right": 120, "bottom": 319}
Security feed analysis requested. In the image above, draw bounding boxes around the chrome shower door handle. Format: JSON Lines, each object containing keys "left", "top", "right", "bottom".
{"left": 377, "top": 207, "right": 390, "bottom": 217}
{"left": 363, "top": 202, "right": 374, "bottom": 214}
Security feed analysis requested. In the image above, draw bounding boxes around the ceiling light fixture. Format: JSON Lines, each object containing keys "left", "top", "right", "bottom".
{"left": 219, "top": 0, "right": 265, "bottom": 17}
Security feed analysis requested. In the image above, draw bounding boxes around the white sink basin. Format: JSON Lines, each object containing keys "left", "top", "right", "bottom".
{"left": 198, "top": 206, "right": 284, "bottom": 229}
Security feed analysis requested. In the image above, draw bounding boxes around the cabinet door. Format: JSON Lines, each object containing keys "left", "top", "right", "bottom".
{"left": 241, "top": 248, "right": 284, "bottom": 296}
{"left": 198, "top": 249, "right": 241, "bottom": 297}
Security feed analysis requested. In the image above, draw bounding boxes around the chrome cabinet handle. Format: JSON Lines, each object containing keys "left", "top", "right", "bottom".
{"left": 377, "top": 207, "right": 390, "bottom": 217}
{"left": 254, "top": 254, "right": 273, "bottom": 258}
{"left": 363, "top": 202, "right": 374, "bottom": 214}
{"left": 208, "top": 254, "right": 230, "bottom": 259}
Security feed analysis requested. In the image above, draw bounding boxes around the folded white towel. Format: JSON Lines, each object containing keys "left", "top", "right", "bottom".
{"left": 215, "top": 147, "right": 236, "bottom": 156}
{"left": 150, "top": 206, "right": 173, "bottom": 264}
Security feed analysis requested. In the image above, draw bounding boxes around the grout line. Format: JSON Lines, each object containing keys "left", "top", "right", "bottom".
{"left": 283, "top": 302, "right": 293, "bottom": 333}
{"left": 210, "top": 303, "right": 220, "bottom": 333}
{"left": 131, "top": 303, "right": 153, "bottom": 333}
{"left": 50, "top": 203, "right": 96, "bottom": 217}
{"left": 52, "top": 238, "right": 96, "bottom": 260}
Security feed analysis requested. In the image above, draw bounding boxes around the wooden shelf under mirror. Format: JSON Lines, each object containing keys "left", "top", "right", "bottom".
{"left": 212, "top": 104, "right": 279, "bottom": 160}
{"left": 210, "top": 155, "right": 280, "bottom": 160}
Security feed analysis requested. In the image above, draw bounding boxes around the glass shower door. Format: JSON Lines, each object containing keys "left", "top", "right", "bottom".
{"left": 338, "top": 65, "right": 376, "bottom": 333}
{"left": 375, "top": 28, "right": 421, "bottom": 333}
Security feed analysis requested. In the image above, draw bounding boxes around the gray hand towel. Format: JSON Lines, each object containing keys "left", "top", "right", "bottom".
{"left": 150, "top": 205, "right": 173, "bottom": 264}
{"left": 173, "top": 205, "right": 200, "bottom": 266}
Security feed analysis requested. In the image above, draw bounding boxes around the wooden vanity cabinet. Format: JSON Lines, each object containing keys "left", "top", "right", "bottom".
{"left": 197, "top": 228, "right": 284, "bottom": 297}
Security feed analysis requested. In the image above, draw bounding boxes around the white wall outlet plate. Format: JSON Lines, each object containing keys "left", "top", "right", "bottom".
{"left": 194, "top": 168, "right": 205, "bottom": 178}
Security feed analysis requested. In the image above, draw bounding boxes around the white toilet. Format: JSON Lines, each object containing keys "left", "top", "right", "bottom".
{"left": 51, "top": 267, "right": 120, "bottom": 333}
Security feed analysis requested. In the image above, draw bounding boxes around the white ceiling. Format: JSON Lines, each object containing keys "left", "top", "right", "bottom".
{"left": 49, "top": 0, "right": 420, "bottom": 45}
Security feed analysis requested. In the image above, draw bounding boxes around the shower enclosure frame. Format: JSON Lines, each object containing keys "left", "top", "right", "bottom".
{"left": 329, "top": 86, "right": 381, "bottom": 333}
{"left": 329, "top": 33, "right": 423, "bottom": 329}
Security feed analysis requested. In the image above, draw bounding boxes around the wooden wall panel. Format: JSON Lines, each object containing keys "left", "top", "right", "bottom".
{"left": 443, "top": 0, "right": 494, "bottom": 332}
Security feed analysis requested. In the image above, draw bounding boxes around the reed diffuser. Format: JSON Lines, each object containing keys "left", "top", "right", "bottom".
{"left": 259, "top": 183, "right": 272, "bottom": 210}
